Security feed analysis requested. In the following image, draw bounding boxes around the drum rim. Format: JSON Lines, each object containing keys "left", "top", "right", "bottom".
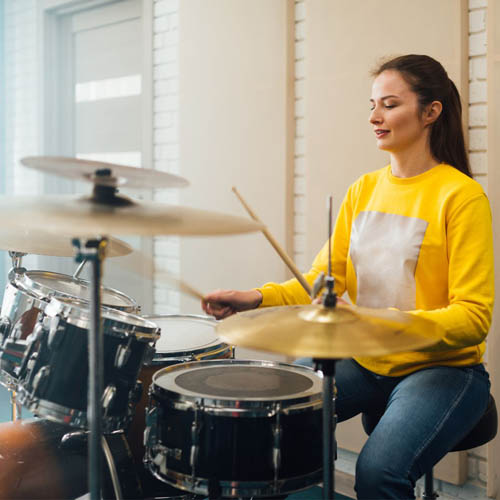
{"left": 144, "top": 313, "right": 229, "bottom": 358}
{"left": 150, "top": 343, "right": 232, "bottom": 363}
{"left": 44, "top": 296, "right": 160, "bottom": 339}
{"left": 17, "top": 388, "right": 133, "bottom": 432}
{"left": 145, "top": 451, "right": 322, "bottom": 498}
{"left": 17, "top": 270, "right": 138, "bottom": 311}
{"left": 3, "top": 279, "right": 49, "bottom": 311}
{"left": 150, "top": 359, "right": 323, "bottom": 410}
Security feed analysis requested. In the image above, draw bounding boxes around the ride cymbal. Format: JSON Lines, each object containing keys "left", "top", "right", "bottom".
{"left": 0, "top": 228, "right": 132, "bottom": 257}
{"left": 21, "top": 156, "right": 189, "bottom": 189}
{"left": 217, "top": 303, "right": 444, "bottom": 358}
{"left": 0, "top": 195, "right": 264, "bottom": 237}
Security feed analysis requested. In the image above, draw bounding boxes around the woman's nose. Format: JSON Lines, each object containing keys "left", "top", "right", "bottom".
{"left": 369, "top": 108, "right": 382, "bottom": 125}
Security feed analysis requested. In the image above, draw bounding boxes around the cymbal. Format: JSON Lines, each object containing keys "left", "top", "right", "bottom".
{"left": 0, "top": 195, "right": 264, "bottom": 237}
{"left": 0, "top": 228, "right": 132, "bottom": 257}
{"left": 21, "top": 156, "right": 189, "bottom": 189}
{"left": 217, "top": 304, "right": 444, "bottom": 358}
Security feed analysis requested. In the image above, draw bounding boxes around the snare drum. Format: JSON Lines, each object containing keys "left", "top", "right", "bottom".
{"left": 0, "top": 270, "right": 138, "bottom": 390}
{"left": 145, "top": 360, "right": 323, "bottom": 498}
{"left": 16, "top": 296, "right": 159, "bottom": 432}
{"left": 127, "top": 315, "right": 233, "bottom": 486}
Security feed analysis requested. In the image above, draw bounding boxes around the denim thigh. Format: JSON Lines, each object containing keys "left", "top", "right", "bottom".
{"left": 355, "top": 364, "right": 490, "bottom": 499}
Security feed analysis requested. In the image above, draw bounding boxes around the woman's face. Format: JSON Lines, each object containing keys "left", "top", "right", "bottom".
{"left": 369, "top": 70, "right": 428, "bottom": 153}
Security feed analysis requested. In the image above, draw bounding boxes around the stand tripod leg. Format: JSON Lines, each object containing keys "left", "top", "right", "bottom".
{"left": 102, "top": 435, "right": 123, "bottom": 500}
{"left": 11, "top": 391, "right": 22, "bottom": 421}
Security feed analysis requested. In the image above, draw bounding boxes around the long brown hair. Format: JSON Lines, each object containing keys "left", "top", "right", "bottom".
{"left": 372, "top": 55, "right": 472, "bottom": 177}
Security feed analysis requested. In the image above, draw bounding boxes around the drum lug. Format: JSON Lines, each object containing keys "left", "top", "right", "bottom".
{"left": 102, "top": 384, "right": 117, "bottom": 414}
{"left": 190, "top": 403, "right": 202, "bottom": 478}
{"left": 32, "top": 365, "right": 50, "bottom": 394}
{"left": 12, "top": 323, "right": 23, "bottom": 340}
{"left": 144, "top": 405, "right": 159, "bottom": 447}
{"left": 47, "top": 318, "right": 64, "bottom": 350}
{"left": 0, "top": 316, "right": 11, "bottom": 342}
{"left": 142, "top": 344, "right": 155, "bottom": 365}
{"left": 114, "top": 343, "right": 132, "bottom": 369}
{"left": 129, "top": 380, "right": 143, "bottom": 406}
{"left": 272, "top": 403, "right": 282, "bottom": 486}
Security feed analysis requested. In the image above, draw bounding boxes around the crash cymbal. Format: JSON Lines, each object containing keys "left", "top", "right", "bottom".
{"left": 217, "top": 304, "right": 444, "bottom": 358}
{"left": 0, "top": 195, "right": 264, "bottom": 237}
{"left": 0, "top": 228, "right": 132, "bottom": 257}
{"left": 21, "top": 156, "right": 189, "bottom": 189}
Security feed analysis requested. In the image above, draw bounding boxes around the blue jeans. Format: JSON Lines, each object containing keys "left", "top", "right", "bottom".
{"left": 296, "top": 358, "right": 490, "bottom": 500}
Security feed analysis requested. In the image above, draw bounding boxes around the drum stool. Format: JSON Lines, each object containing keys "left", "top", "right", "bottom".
{"left": 361, "top": 395, "right": 497, "bottom": 500}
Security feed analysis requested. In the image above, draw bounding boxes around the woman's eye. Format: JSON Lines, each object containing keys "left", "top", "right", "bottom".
{"left": 385, "top": 104, "right": 396, "bottom": 109}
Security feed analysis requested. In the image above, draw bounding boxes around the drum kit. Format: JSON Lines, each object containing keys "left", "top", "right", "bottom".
{"left": 0, "top": 157, "right": 445, "bottom": 500}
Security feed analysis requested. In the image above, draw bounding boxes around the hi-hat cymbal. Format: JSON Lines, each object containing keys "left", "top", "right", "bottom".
{"left": 0, "top": 228, "right": 132, "bottom": 257}
{"left": 217, "top": 304, "right": 444, "bottom": 358}
{"left": 0, "top": 195, "right": 263, "bottom": 237}
{"left": 21, "top": 156, "right": 189, "bottom": 189}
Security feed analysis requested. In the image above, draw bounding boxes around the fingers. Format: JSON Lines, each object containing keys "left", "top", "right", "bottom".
{"left": 203, "top": 301, "right": 234, "bottom": 320}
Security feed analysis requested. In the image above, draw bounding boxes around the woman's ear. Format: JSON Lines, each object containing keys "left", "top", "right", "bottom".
{"left": 424, "top": 100, "right": 443, "bottom": 126}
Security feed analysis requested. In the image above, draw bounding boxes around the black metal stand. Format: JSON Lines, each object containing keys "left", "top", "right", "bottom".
{"left": 73, "top": 237, "right": 107, "bottom": 500}
{"left": 314, "top": 359, "right": 337, "bottom": 500}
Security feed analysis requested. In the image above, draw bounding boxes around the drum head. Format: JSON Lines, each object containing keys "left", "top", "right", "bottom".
{"left": 19, "top": 271, "right": 137, "bottom": 311}
{"left": 153, "top": 360, "right": 323, "bottom": 408}
{"left": 147, "top": 315, "right": 222, "bottom": 356}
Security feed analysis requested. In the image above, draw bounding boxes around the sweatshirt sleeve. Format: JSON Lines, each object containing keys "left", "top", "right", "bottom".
{"left": 257, "top": 189, "right": 354, "bottom": 306}
{"left": 412, "top": 193, "right": 494, "bottom": 351}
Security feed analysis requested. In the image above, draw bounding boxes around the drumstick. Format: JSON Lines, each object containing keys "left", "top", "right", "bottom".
{"left": 232, "top": 187, "right": 312, "bottom": 296}
{"left": 156, "top": 271, "right": 206, "bottom": 301}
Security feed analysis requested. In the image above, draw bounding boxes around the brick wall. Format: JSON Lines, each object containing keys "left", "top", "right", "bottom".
{"left": 466, "top": 0, "right": 489, "bottom": 491}
{"left": 293, "top": 0, "right": 307, "bottom": 272}
{"left": 151, "top": 0, "right": 181, "bottom": 314}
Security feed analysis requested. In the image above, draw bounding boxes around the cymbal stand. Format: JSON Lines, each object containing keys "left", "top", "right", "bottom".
{"left": 73, "top": 236, "right": 108, "bottom": 500}
{"left": 6, "top": 251, "right": 27, "bottom": 421}
{"left": 73, "top": 258, "right": 88, "bottom": 279}
{"left": 7, "top": 251, "right": 27, "bottom": 282}
{"left": 313, "top": 195, "right": 338, "bottom": 500}
{"left": 314, "top": 272, "right": 338, "bottom": 500}
{"left": 313, "top": 357, "right": 337, "bottom": 500}
{"left": 8, "top": 251, "right": 26, "bottom": 271}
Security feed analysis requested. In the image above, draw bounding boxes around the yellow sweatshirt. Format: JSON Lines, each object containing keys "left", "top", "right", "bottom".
{"left": 258, "top": 164, "right": 494, "bottom": 376}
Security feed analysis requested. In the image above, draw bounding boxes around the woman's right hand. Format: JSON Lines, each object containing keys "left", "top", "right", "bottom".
{"left": 201, "top": 289, "right": 263, "bottom": 320}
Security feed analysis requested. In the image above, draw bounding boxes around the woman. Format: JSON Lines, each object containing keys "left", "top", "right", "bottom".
{"left": 202, "top": 55, "right": 493, "bottom": 499}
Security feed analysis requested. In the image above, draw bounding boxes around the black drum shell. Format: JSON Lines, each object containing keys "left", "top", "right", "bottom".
{"left": 145, "top": 360, "right": 324, "bottom": 497}
{"left": 149, "top": 397, "right": 322, "bottom": 482}
{"left": 22, "top": 320, "right": 149, "bottom": 418}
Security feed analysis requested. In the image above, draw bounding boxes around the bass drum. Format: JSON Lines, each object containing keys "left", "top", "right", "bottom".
{"left": 127, "top": 315, "right": 232, "bottom": 498}
{"left": 0, "top": 418, "right": 142, "bottom": 499}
